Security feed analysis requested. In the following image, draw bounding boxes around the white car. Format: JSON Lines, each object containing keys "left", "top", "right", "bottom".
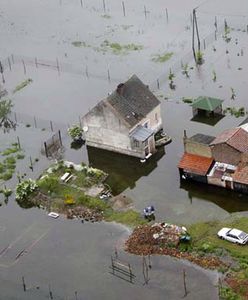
{"left": 217, "top": 227, "right": 248, "bottom": 245}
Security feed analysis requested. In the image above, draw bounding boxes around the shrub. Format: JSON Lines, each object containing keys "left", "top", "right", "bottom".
{"left": 15, "top": 179, "right": 38, "bottom": 201}
{"left": 68, "top": 125, "right": 82, "bottom": 141}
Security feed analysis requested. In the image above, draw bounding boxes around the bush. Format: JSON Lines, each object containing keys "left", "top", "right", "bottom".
{"left": 15, "top": 179, "right": 38, "bottom": 201}
{"left": 68, "top": 125, "right": 82, "bottom": 141}
{"left": 38, "top": 176, "right": 60, "bottom": 194}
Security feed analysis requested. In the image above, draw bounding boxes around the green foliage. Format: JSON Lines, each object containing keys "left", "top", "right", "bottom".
{"left": 152, "top": 52, "right": 173, "bottom": 63}
{"left": 71, "top": 41, "right": 89, "bottom": 47}
{"left": 38, "top": 176, "right": 60, "bottom": 195}
{"left": 78, "top": 195, "right": 109, "bottom": 212}
{"left": 196, "top": 50, "right": 204, "bottom": 65}
{"left": 104, "top": 209, "right": 147, "bottom": 227}
{"left": 13, "top": 79, "right": 33, "bottom": 93}
{"left": 101, "top": 14, "right": 111, "bottom": 19}
{"left": 68, "top": 125, "right": 82, "bottom": 141}
{"left": 0, "top": 98, "right": 13, "bottom": 120}
{"left": 101, "top": 40, "right": 143, "bottom": 54}
{"left": 224, "top": 107, "right": 245, "bottom": 118}
{"left": 1, "top": 145, "right": 19, "bottom": 156}
{"left": 16, "top": 153, "right": 25, "bottom": 159}
{"left": 15, "top": 179, "right": 38, "bottom": 201}
{"left": 182, "top": 97, "right": 193, "bottom": 104}
{"left": 220, "top": 287, "right": 241, "bottom": 300}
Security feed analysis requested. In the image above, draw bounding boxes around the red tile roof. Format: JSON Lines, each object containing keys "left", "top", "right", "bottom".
{"left": 178, "top": 153, "right": 214, "bottom": 176}
{"left": 233, "top": 164, "right": 248, "bottom": 185}
{"left": 211, "top": 128, "right": 248, "bottom": 153}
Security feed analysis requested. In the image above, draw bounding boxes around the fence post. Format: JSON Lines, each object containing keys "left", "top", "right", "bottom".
{"left": 58, "top": 130, "right": 63, "bottom": 146}
{"left": 103, "top": 0, "right": 106, "bottom": 13}
{"left": 183, "top": 269, "right": 188, "bottom": 297}
{"left": 34, "top": 116, "right": 37, "bottom": 128}
{"left": 22, "top": 276, "right": 26, "bottom": 292}
{"left": 50, "top": 121, "right": 54, "bottom": 132}
{"left": 11, "top": 54, "right": 14, "bottom": 64}
{"left": 44, "top": 142, "right": 48, "bottom": 158}
{"left": 8, "top": 57, "right": 12, "bottom": 71}
{"left": 35, "top": 57, "right": 38, "bottom": 68}
{"left": 107, "top": 69, "right": 110, "bottom": 82}
{"left": 17, "top": 136, "right": 21, "bottom": 149}
{"left": 122, "top": 1, "right": 126, "bottom": 17}
{"left": 22, "top": 59, "right": 26, "bottom": 75}
{"left": 157, "top": 79, "right": 160, "bottom": 89}
{"left": 56, "top": 58, "right": 60, "bottom": 75}
{"left": 166, "top": 8, "right": 169, "bottom": 23}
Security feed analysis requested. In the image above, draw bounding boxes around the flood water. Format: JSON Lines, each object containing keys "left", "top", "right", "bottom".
{"left": 1, "top": 0, "right": 248, "bottom": 298}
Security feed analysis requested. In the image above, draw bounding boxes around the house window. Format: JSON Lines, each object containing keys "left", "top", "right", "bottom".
{"left": 155, "top": 113, "right": 158, "bottom": 122}
{"left": 134, "top": 139, "right": 139, "bottom": 147}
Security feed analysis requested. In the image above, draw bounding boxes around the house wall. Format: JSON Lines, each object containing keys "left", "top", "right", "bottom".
{"left": 183, "top": 138, "right": 212, "bottom": 158}
{"left": 138, "top": 105, "right": 162, "bottom": 133}
{"left": 211, "top": 144, "right": 241, "bottom": 165}
{"left": 82, "top": 102, "right": 146, "bottom": 158}
{"left": 179, "top": 169, "right": 208, "bottom": 184}
{"left": 207, "top": 176, "right": 226, "bottom": 188}
{"left": 213, "top": 106, "right": 222, "bottom": 115}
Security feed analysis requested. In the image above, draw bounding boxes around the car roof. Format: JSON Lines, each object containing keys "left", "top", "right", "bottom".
{"left": 229, "top": 228, "right": 243, "bottom": 236}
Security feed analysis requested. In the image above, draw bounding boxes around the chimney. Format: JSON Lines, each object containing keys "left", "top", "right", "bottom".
{"left": 116, "top": 83, "right": 125, "bottom": 95}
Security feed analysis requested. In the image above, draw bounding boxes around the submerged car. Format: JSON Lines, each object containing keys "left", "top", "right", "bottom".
{"left": 217, "top": 228, "right": 248, "bottom": 245}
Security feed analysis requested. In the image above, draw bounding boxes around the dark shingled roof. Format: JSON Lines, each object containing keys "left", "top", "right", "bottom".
{"left": 189, "top": 133, "right": 216, "bottom": 145}
{"left": 107, "top": 75, "right": 160, "bottom": 127}
{"left": 211, "top": 127, "right": 248, "bottom": 153}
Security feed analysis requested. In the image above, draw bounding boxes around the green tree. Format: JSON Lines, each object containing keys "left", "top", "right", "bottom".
{"left": 0, "top": 98, "right": 16, "bottom": 132}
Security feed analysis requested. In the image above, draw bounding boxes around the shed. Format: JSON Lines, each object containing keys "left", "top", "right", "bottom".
{"left": 191, "top": 96, "right": 223, "bottom": 117}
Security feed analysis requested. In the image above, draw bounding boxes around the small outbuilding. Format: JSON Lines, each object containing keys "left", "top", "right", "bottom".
{"left": 191, "top": 96, "right": 223, "bottom": 117}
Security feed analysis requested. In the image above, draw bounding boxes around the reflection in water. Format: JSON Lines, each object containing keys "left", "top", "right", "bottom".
{"left": 180, "top": 179, "right": 248, "bottom": 213}
{"left": 87, "top": 146, "right": 165, "bottom": 195}
{"left": 191, "top": 114, "right": 225, "bottom": 126}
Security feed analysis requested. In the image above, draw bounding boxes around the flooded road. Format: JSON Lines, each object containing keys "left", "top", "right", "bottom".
{"left": 1, "top": 0, "right": 248, "bottom": 298}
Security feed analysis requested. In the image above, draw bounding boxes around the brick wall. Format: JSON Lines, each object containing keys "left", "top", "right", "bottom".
{"left": 211, "top": 144, "right": 241, "bottom": 165}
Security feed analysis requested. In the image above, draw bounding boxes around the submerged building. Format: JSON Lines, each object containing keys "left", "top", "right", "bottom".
{"left": 81, "top": 75, "right": 163, "bottom": 159}
{"left": 178, "top": 126, "right": 248, "bottom": 194}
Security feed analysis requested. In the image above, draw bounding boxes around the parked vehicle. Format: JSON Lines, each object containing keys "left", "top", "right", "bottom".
{"left": 217, "top": 227, "right": 248, "bottom": 245}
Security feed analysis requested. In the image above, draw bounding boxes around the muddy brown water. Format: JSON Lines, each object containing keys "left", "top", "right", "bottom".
{"left": 1, "top": 0, "right": 248, "bottom": 298}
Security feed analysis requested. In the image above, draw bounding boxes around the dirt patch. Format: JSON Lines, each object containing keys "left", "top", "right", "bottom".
{"left": 125, "top": 224, "right": 227, "bottom": 270}
{"left": 109, "top": 194, "right": 133, "bottom": 211}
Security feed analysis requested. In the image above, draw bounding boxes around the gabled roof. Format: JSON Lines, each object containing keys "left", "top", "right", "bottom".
{"left": 191, "top": 96, "right": 223, "bottom": 111}
{"left": 189, "top": 133, "right": 216, "bottom": 145}
{"left": 107, "top": 75, "right": 160, "bottom": 128}
{"left": 211, "top": 127, "right": 248, "bottom": 153}
{"left": 178, "top": 153, "right": 214, "bottom": 176}
{"left": 233, "top": 163, "right": 248, "bottom": 185}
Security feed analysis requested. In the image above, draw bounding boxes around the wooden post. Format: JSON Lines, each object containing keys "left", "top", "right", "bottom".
{"left": 166, "top": 8, "right": 168, "bottom": 23}
{"left": 11, "top": 54, "right": 14, "bottom": 64}
{"left": 114, "top": 247, "right": 118, "bottom": 259}
{"left": 80, "top": 0, "right": 82, "bottom": 7}
{"left": 203, "top": 39, "right": 206, "bottom": 50}
{"left": 75, "top": 291, "right": 78, "bottom": 300}
{"left": 111, "top": 256, "right": 115, "bottom": 275}
{"left": 50, "top": 121, "right": 53, "bottom": 132}
{"left": 22, "top": 59, "right": 26, "bottom": 75}
{"left": 214, "top": 16, "right": 217, "bottom": 31}
{"left": 85, "top": 66, "right": 89, "bottom": 78}
{"left": 22, "top": 276, "right": 26, "bottom": 292}
{"left": 35, "top": 57, "right": 38, "bottom": 68}
{"left": 157, "top": 79, "right": 160, "bottom": 89}
{"left": 183, "top": 269, "right": 188, "bottom": 297}
{"left": 34, "top": 116, "right": 37, "bottom": 128}
{"left": 192, "top": 9, "right": 196, "bottom": 60}
{"left": 215, "top": 30, "right": 217, "bottom": 41}
{"left": 194, "top": 9, "right": 201, "bottom": 52}
{"left": 78, "top": 116, "right": 82, "bottom": 128}
{"left": 128, "top": 263, "right": 133, "bottom": 283}
{"left": 56, "top": 58, "right": 60, "bottom": 75}
{"left": 144, "top": 6, "right": 147, "bottom": 19}
{"left": 103, "top": 0, "right": 106, "bottom": 13}
{"left": 107, "top": 69, "right": 110, "bottom": 82}
{"left": 8, "top": 57, "right": 12, "bottom": 71}
{"left": 58, "top": 130, "right": 62, "bottom": 146}
{"left": 122, "top": 1, "right": 126, "bottom": 17}
{"left": 49, "top": 284, "right": 53, "bottom": 299}
{"left": 17, "top": 136, "right": 21, "bottom": 149}
{"left": 44, "top": 142, "right": 48, "bottom": 158}
{"left": 29, "top": 156, "right": 33, "bottom": 171}
{"left": 14, "top": 112, "right": 17, "bottom": 123}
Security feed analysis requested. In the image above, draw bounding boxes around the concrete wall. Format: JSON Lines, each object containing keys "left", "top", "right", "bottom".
{"left": 211, "top": 144, "right": 241, "bottom": 165}
{"left": 138, "top": 105, "right": 162, "bottom": 133}
{"left": 184, "top": 138, "right": 212, "bottom": 158}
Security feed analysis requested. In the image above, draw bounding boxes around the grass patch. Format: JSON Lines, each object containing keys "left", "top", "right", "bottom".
{"left": 101, "top": 14, "right": 111, "bottom": 19}
{"left": 104, "top": 209, "right": 147, "bottom": 227}
{"left": 182, "top": 97, "right": 193, "bottom": 104}
{"left": 152, "top": 52, "right": 173, "bottom": 63}
{"left": 101, "top": 40, "right": 143, "bottom": 54}
{"left": 71, "top": 41, "right": 90, "bottom": 48}
{"left": 13, "top": 78, "right": 33, "bottom": 93}
{"left": 224, "top": 107, "right": 246, "bottom": 118}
